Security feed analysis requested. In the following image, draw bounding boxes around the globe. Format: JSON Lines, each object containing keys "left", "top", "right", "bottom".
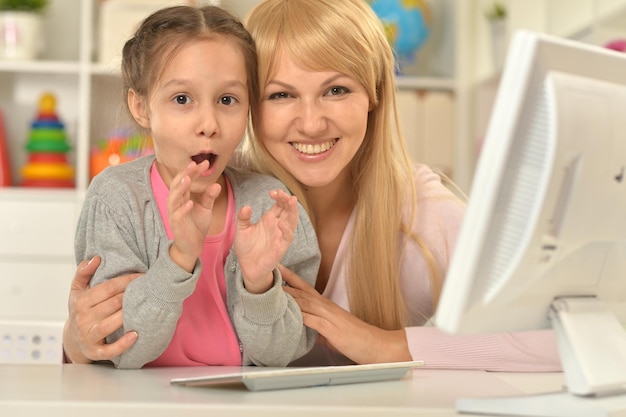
{"left": 369, "top": 0, "right": 430, "bottom": 73}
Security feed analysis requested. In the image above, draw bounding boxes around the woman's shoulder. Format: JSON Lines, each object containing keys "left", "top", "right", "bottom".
{"left": 405, "top": 164, "right": 466, "bottom": 277}
{"left": 408, "top": 163, "right": 466, "bottom": 232}
{"left": 411, "top": 163, "right": 465, "bottom": 203}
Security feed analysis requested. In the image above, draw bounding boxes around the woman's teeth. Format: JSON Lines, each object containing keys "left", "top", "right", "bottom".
{"left": 291, "top": 139, "right": 336, "bottom": 155}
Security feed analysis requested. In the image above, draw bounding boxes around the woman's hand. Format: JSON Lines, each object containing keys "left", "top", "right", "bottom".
{"left": 279, "top": 264, "right": 412, "bottom": 364}
{"left": 63, "top": 256, "right": 140, "bottom": 363}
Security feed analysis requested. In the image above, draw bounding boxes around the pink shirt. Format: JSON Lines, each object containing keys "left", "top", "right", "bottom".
{"left": 297, "top": 164, "right": 561, "bottom": 372}
{"left": 147, "top": 165, "right": 242, "bottom": 366}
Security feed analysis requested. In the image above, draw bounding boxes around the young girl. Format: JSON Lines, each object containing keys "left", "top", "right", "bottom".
{"left": 71, "top": 5, "right": 319, "bottom": 369}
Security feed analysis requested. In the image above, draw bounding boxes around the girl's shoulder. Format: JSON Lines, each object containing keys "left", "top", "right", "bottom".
{"left": 86, "top": 155, "right": 154, "bottom": 202}
{"left": 91, "top": 155, "right": 154, "bottom": 186}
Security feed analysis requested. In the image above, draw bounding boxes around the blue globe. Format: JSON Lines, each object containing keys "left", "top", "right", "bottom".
{"left": 370, "top": 0, "right": 430, "bottom": 70}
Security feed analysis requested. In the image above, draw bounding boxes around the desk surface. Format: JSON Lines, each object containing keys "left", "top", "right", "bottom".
{"left": 0, "top": 364, "right": 565, "bottom": 417}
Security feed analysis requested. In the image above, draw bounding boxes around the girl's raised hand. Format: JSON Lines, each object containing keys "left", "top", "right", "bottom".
{"left": 235, "top": 189, "right": 298, "bottom": 294}
{"left": 168, "top": 160, "right": 221, "bottom": 272}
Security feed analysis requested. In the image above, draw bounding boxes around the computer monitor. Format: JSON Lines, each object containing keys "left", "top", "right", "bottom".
{"left": 435, "top": 30, "right": 626, "bottom": 417}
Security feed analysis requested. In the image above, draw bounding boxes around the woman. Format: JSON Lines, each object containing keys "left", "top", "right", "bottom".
{"left": 63, "top": 0, "right": 561, "bottom": 371}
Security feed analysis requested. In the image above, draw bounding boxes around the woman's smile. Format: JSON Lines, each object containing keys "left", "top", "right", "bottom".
{"left": 290, "top": 139, "right": 337, "bottom": 155}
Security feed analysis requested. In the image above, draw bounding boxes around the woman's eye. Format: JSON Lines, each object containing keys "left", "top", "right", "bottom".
{"left": 220, "top": 96, "right": 238, "bottom": 106}
{"left": 174, "top": 95, "right": 191, "bottom": 105}
{"left": 268, "top": 92, "right": 289, "bottom": 100}
{"left": 326, "top": 86, "right": 349, "bottom": 96}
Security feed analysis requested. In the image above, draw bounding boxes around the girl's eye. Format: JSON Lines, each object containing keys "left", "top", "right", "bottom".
{"left": 326, "top": 86, "right": 349, "bottom": 96}
{"left": 220, "top": 96, "right": 238, "bottom": 106}
{"left": 174, "top": 95, "right": 191, "bottom": 105}
{"left": 267, "top": 92, "right": 289, "bottom": 100}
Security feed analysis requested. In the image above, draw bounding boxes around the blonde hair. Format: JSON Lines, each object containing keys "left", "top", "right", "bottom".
{"left": 245, "top": 0, "right": 442, "bottom": 329}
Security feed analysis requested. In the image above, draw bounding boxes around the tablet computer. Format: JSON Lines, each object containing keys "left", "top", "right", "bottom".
{"left": 170, "top": 360, "right": 423, "bottom": 391}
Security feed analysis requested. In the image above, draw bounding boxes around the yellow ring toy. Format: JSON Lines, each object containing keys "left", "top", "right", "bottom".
{"left": 21, "top": 163, "right": 75, "bottom": 180}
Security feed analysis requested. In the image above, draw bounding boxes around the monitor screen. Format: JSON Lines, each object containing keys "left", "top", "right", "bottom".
{"left": 435, "top": 30, "right": 626, "bottom": 417}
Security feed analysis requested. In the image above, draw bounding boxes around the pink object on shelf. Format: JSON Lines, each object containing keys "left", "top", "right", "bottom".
{"left": 0, "top": 109, "right": 12, "bottom": 186}
{"left": 605, "top": 39, "right": 626, "bottom": 53}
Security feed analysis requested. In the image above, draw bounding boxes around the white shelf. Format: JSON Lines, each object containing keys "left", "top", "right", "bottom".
{"left": 0, "top": 186, "right": 77, "bottom": 202}
{"left": 89, "top": 63, "right": 122, "bottom": 76}
{"left": 0, "top": 61, "right": 81, "bottom": 74}
{"left": 396, "top": 76, "right": 456, "bottom": 91}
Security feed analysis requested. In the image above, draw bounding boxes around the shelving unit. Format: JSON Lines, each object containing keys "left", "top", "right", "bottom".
{"left": 390, "top": 0, "right": 475, "bottom": 191}
{"left": 0, "top": 0, "right": 83, "bottom": 322}
{"left": 471, "top": 0, "right": 626, "bottom": 185}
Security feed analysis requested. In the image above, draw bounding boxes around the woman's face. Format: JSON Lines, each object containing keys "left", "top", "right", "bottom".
{"left": 258, "top": 49, "right": 370, "bottom": 189}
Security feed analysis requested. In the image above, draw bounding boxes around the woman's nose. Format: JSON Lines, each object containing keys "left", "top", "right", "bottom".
{"left": 297, "top": 99, "right": 328, "bottom": 135}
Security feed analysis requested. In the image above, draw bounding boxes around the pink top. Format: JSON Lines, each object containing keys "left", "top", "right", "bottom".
{"left": 147, "top": 165, "right": 242, "bottom": 366}
{"left": 297, "top": 164, "right": 561, "bottom": 372}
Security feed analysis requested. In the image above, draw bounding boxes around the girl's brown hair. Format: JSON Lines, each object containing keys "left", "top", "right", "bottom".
{"left": 121, "top": 5, "right": 258, "bottom": 133}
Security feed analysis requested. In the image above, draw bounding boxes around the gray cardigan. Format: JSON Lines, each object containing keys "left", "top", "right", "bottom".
{"left": 75, "top": 155, "right": 320, "bottom": 369}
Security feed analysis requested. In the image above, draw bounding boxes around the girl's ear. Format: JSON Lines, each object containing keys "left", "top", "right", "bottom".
{"left": 128, "top": 89, "right": 151, "bottom": 129}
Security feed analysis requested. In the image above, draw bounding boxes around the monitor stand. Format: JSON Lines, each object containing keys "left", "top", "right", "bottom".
{"left": 457, "top": 297, "right": 626, "bottom": 417}
{"left": 457, "top": 389, "right": 626, "bottom": 417}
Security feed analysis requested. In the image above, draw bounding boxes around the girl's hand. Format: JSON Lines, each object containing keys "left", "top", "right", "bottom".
{"left": 279, "top": 264, "right": 412, "bottom": 364}
{"left": 168, "top": 160, "right": 221, "bottom": 272}
{"left": 235, "top": 189, "right": 298, "bottom": 294}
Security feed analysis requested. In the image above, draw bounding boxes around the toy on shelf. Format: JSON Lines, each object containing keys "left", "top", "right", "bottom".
{"left": 90, "top": 130, "right": 153, "bottom": 180}
{"left": 605, "top": 39, "right": 626, "bottom": 53}
{"left": 20, "top": 92, "right": 75, "bottom": 188}
{"left": 369, "top": 0, "right": 431, "bottom": 74}
{"left": 0, "top": 108, "right": 12, "bottom": 186}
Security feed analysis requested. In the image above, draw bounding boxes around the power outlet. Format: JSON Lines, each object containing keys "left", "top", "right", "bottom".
{"left": 0, "top": 319, "right": 64, "bottom": 364}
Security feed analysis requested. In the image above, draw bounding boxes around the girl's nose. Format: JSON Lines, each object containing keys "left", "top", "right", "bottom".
{"left": 197, "top": 105, "right": 219, "bottom": 138}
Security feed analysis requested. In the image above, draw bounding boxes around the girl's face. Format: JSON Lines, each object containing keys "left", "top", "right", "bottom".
{"left": 131, "top": 38, "right": 249, "bottom": 193}
{"left": 258, "top": 49, "right": 370, "bottom": 190}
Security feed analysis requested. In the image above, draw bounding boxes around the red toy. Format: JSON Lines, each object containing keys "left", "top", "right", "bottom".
{"left": 90, "top": 131, "right": 153, "bottom": 180}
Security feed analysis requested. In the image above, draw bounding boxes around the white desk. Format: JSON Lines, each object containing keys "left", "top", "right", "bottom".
{"left": 0, "top": 364, "right": 565, "bottom": 417}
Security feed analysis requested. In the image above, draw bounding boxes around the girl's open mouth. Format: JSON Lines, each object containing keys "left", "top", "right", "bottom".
{"left": 191, "top": 153, "right": 217, "bottom": 166}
